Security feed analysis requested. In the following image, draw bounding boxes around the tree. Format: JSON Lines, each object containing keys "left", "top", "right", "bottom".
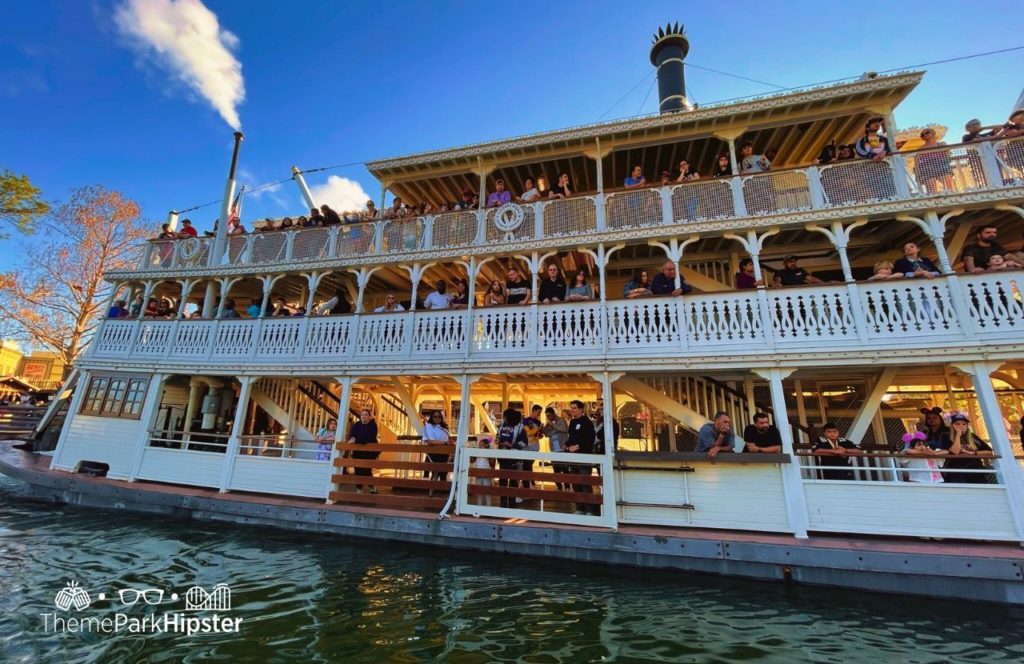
{"left": 0, "top": 170, "right": 49, "bottom": 237}
{"left": 0, "top": 186, "right": 150, "bottom": 375}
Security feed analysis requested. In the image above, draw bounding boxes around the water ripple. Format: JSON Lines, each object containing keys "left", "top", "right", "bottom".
{"left": 0, "top": 476, "right": 1022, "bottom": 662}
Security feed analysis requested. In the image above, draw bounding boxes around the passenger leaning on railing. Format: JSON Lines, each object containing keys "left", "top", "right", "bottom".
{"left": 650, "top": 261, "right": 692, "bottom": 296}
{"left": 712, "top": 154, "right": 732, "bottom": 178}
{"left": 855, "top": 117, "right": 894, "bottom": 161}
{"left": 960, "top": 225, "right": 1024, "bottom": 273}
{"left": 893, "top": 242, "right": 941, "bottom": 279}
{"left": 940, "top": 412, "right": 994, "bottom": 484}
{"left": 565, "top": 268, "right": 594, "bottom": 301}
{"left": 548, "top": 172, "right": 574, "bottom": 199}
{"left": 735, "top": 258, "right": 763, "bottom": 289}
{"left": 812, "top": 423, "right": 861, "bottom": 480}
{"left": 900, "top": 431, "right": 945, "bottom": 483}
{"left": 347, "top": 410, "right": 379, "bottom": 493}
{"left": 773, "top": 255, "right": 828, "bottom": 288}
{"left": 539, "top": 264, "right": 566, "bottom": 304}
{"left": 696, "top": 411, "right": 735, "bottom": 459}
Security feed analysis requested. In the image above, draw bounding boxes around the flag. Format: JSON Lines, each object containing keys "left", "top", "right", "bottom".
{"left": 228, "top": 185, "right": 245, "bottom": 226}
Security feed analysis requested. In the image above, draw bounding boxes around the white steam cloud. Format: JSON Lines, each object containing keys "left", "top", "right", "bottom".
{"left": 114, "top": 0, "right": 245, "bottom": 129}
{"left": 309, "top": 176, "right": 372, "bottom": 213}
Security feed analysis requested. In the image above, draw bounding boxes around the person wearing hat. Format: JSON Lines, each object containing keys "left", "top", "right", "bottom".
{"left": 773, "top": 255, "right": 824, "bottom": 288}
{"left": 940, "top": 412, "right": 994, "bottom": 484}
{"left": 177, "top": 218, "right": 198, "bottom": 238}
{"left": 854, "top": 117, "right": 893, "bottom": 161}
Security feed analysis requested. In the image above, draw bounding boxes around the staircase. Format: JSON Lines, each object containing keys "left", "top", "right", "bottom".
{"left": 254, "top": 378, "right": 412, "bottom": 441}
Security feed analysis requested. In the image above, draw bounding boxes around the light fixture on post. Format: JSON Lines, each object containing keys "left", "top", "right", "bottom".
{"left": 537, "top": 176, "right": 548, "bottom": 193}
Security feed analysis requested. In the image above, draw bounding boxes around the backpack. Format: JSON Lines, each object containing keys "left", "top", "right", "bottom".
{"left": 497, "top": 423, "right": 526, "bottom": 450}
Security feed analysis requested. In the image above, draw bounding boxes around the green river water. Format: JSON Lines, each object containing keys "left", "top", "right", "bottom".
{"left": 0, "top": 476, "right": 1022, "bottom": 663}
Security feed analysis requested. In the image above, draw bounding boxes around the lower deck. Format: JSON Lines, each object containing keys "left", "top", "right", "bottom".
{"left": 3, "top": 441, "right": 1022, "bottom": 605}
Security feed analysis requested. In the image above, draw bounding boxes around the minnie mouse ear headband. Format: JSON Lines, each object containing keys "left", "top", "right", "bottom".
{"left": 920, "top": 407, "right": 943, "bottom": 417}
{"left": 901, "top": 431, "right": 927, "bottom": 444}
{"left": 948, "top": 411, "right": 970, "bottom": 424}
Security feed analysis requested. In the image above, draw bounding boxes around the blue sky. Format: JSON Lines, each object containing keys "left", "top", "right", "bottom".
{"left": 1, "top": 0, "right": 1022, "bottom": 272}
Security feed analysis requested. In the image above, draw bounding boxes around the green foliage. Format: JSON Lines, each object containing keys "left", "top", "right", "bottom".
{"left": 0, "top": 170, "right": 49, "bottom": 237}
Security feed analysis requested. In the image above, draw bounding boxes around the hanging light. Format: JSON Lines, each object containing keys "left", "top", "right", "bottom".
{"left": 537, "top": 176, "right": 548, "bottom": 193}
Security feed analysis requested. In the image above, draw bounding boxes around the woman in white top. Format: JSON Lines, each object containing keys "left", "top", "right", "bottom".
{"left": 519, "top": 177, "right": 540, "bottom": 202}
{"left": 423, "top": 410, "right": 454, "bottom": 488}
{"left": 373, "top": 293, "right": 405, "bottom": 312}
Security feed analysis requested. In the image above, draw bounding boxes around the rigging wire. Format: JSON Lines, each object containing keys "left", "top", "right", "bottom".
{"left": 597, "top": 69, "right": 656, "bottom": 121}
{"left": 638, "top": 74, "right": 658, "bottom": 115}
{"left": 685, "top": 63, "right": 785, "bottom": 90}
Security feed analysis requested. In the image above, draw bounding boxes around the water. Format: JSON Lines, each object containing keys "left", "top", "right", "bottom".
{"left": 0, "top": 477, "right": 1022, "bottom": 664}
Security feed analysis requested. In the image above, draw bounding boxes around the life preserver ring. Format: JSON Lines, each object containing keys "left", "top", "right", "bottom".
{"left": 178, "top": 237, "right": 202, "bottom": 261}
{"left": 493, "top": 203, "right": 525, "bottom": 238}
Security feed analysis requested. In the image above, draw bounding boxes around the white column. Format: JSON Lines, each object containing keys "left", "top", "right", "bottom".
{"left": 325, "top": 376, "right": 354, "bottom": 502}
{"left": 727, "top": 138, "right": 739, "bottom": 175}
{"left": 218, "top": 376, "right": 255, "bottom": 492}
{"left": 49, "top": 369, "right": 91, "bottom": 471}
{"left": 956, "top": 361, "right": 1024, "bottom": 541}
{"left": 753, "top": 368, "right": 810, "bottom": 538}
{"left": 441, "top": 374, "right": 477, "bottom": 518}
{"left": 127, "top": 373, "right": 168, "bottom": 481}
{"left": 202, "top": 282, "right": 218, "bottom": 318}
{"left": 598, "top": 371, "right": 621, "bottom": 529}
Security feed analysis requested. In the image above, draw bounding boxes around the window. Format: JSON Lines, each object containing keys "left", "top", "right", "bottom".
{"left": 79, "top": 374, "right": 150, "bottom": 419}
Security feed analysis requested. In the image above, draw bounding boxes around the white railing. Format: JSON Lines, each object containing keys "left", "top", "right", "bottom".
{"left": 133, "top": 141, "right": 1023, "bottom": 273}
{"left": 89, "top": 274, "right": 1023, "bottom": 366}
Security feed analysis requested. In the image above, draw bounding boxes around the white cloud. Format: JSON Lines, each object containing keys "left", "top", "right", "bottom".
{"left": 114, "top": 0, "right": 245, "bottom": 129}
{"left": 309, "top": 175, "right": 371, "bottom": 213}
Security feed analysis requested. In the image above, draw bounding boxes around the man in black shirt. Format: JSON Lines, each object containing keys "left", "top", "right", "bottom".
{"left": 650, "top": 261, "right": 693, "bottom": 296}
{"left": 961, "top": 225, "right": 1009, "bottom": 273}
{"left": 773, "top": 255, "right": 825, "bottom": 287}
{"left": 566, "top": 399, "right": 598, "bottom": 515}
{"left": 962, "top": 118, "right": 995, "bottom": 143}
{"left": 505, "top": 266, "right": 532, "bottom": 305}
{"left": 538, "top": 264, "right": 566, "bottom": 303}
{"left": 743, "top": 412, "right": 782, "bottom": 453}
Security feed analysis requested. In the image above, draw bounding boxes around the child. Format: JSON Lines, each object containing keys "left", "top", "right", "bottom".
{"left": 472, "top": 437, "right": 495, "bottom": 507}
{"left": 986, "top": 255, "right": 1023, "bottom": 271}
{"left": 867, "top": 260, "right": 904, "bottom": 281}
{"left": 900, "top": 430, "right": 945, "bottom": 483}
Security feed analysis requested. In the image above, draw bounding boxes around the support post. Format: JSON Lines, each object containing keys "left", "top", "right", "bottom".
{"left": 218, "top": 376, "right": 255, "bottom": 492}
{"left": 753, "top": 368, "right": 810, "bottom": 538}
{"left": 325, "top": 376, "right": 354, "bottom": 502}
{"left": 598, "top": 371, "right": 622, "bottom": 529}
{"left": 201, "top": 281, "right": 217, "bottom": 318}
{"left": 441, "top": 374, "right": 478, "bottom": 519}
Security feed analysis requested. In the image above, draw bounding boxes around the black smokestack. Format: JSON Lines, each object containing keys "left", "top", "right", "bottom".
{"left": 649, "top": 22, "right": 690, "bottom": 113}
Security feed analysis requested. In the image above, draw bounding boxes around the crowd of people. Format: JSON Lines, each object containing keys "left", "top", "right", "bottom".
{"left": 114, "top": 220, "right": 1024, "bottom": 320}
{"left": 694, "top": 407, "right": 996, "bottom": 484}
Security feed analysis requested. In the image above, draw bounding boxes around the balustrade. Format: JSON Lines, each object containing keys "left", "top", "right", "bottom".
{"left": 90, "top": 273, "right": 1024, "bottom": 366}
{"left": 131, "top": 142, "right": 1021, "bottom": 274}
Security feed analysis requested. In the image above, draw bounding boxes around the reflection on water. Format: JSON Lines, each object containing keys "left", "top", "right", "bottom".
{"left": 0, "top": 475, "right": 1022, "bottom": 663}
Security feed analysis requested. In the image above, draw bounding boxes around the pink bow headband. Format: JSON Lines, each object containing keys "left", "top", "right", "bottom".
{"left": 901, "top": 431, "right": 927, "bottom": 444}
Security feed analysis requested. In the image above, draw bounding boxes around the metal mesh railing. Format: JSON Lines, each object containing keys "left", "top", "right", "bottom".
{"left": 819, "top": 160, "right": 897, "bottom": 205}
{"left": 382, "top": 217, "right": 423, "bottom": 253}
{"left": 742, "top": 170, "right": 811, "bottom": 215}
{"left": 670, "top": 179, "right": 734, "bottom": 222}
{"left": 605, "top": 189, "right": 662, "bottom": 230}
{"left": 225, "top": 235, "right": 249, "bottom": 265}
{"left": 290, "top": 226, "right": 331, "bottom": 261}
{"left": 995, "top": 137, "right": 1024, "bottom": 184}
{"left": 542, "top": 196, "right": 597, "bottom": 237}
{"left": 336, "top": 223, "right": 375, "bottom": 257}
{"left": 485, "top": 204, "right": 536, "bottom": 243}
{"left": 432, "top": 211, "right": 478, "bottom": 249}
{"left": 148, "top": 241, "right": 176, "bottom": 269}
{"left": 249, "top": 233, "right": 288, "bottom": 265}
{"left": 905, "top": 145, "right": 987, "bottom": 195}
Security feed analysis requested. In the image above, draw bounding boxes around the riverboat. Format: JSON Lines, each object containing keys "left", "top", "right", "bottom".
{"left": 5, "top": 25, "right": 1024, "bottom": 605}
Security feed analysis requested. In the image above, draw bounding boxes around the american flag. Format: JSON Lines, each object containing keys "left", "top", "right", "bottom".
{"left": 228, "top": 185, "right": 245, "bottom": 225}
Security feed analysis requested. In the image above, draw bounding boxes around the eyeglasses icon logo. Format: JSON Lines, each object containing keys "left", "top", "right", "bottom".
{"left": 117, "top": 588, "right": 165, "bottom": 606}
{"left": 54, "top": 580, "right": 91, "bottom": 612}
{"left": 185, "top": 584, "right": 231, "bottom": 611}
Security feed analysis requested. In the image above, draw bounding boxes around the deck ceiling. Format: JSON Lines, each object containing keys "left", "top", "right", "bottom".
{"left": 368, "top": 72, "right": 923, "bottom": 206}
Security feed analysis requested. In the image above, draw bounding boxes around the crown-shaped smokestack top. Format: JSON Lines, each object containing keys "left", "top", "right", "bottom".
{"left": 649, "top": 22, "right": 691, "bottom": 113}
